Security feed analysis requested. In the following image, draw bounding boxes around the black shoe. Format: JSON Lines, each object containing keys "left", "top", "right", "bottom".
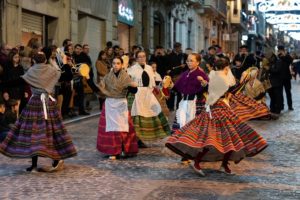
{"left": 68, "top": 110, "right": 77, "bottom": 117}
{"left": 79, "top": 111, "right": 90, "bottom": 115}
{"left": 137, "top": 140, "right": 147, "bottom": 148}
{"left": 270, "top": 113, "right": 279, "bottom": 120}
{"left": 86, "top": 106, "right": 92, "bottom": 111}
{"left": 289, "top": 107, "right": 294, "bottom": 111}
{"left": 26, "top": 166, "right": 38, "bottom": 172}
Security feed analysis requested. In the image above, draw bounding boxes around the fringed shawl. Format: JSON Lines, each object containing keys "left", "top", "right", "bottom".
{"left": 22, "top": 63, "right": 61, "bottom": 94}
{"left": 99, "top": 69, "right": 132, "bottom": 98}
{"left": 206, "top": 69, "right": 236, "bottom": 105}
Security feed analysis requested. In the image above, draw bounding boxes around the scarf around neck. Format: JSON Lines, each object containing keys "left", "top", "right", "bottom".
{"left": 100, "top": 69, "right": 132, "bottom": 98}
{"left": 22, "top": 63, "right": 61, "bottom": 94}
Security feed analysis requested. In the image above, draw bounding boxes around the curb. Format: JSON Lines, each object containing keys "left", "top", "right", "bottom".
{"left": 64, "top": 111, "right": 101, "bottom": 125}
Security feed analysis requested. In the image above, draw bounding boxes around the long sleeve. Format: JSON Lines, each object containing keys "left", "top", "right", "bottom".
{"left": 59, "top": 64, "right": 73, "bottom": 82}
{"left": 95, "top": 60, "right": 109, "bottom": 77}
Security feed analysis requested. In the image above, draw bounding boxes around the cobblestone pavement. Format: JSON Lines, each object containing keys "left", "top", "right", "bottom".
{"left": 1, "top": 83, "right": 300, "bottom": 200}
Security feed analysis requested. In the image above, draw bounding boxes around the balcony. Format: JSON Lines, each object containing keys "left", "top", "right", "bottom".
{"left": 200, "top": 0, "right": 227, "bottom": 18}
{"left": 230, "top": 10, "right": 248, "bottom": 31}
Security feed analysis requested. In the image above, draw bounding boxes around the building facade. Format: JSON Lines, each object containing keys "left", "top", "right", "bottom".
{"left": 1, "top": 0, "right": 247, "bottom": 58}
{"left": 1, "top": 0, "right": 71, "bottom": 47}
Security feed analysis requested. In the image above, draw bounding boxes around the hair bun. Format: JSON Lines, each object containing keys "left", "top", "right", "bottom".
{"left": 33, "top": 52, "right": 46, "bottom": 63}
{"left": 214, "top": 58, "right": 229, "bottom": 70}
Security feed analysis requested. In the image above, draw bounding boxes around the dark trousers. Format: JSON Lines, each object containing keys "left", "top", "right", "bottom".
{"left": 282, "top": 78, "right": 293, "bottom": 109}
{"left": 269, "top": 85, "right": 283, "bottom": 114}
{"left": 166, "top": 90, "right": 181, "bottom": 111}
{"left": 73, "top": 79, "right": 85, "bottom": 113}
{"left": 61, "top": 82, "right": 72, "bottom": 116}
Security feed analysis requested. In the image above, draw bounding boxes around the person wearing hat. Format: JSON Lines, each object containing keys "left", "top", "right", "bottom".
{"left": 232, "top": 45, "right": 256, "bottom": 80}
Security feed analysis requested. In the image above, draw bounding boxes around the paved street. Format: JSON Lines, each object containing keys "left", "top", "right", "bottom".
{"left": 0, "top": 83, "right": 300, "bottom": 200}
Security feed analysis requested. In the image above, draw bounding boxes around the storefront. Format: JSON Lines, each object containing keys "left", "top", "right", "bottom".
{"left": 118, "top": 0, "right": 135, "bottom": 53}
{"left": 21, "top": 11, "right": 43, "bottom": 46}
{"left": 78, "top": 14, "right": 105, "bottom": 64}
{"left": 72, "top": 0, "right": 112, "bottom": 64}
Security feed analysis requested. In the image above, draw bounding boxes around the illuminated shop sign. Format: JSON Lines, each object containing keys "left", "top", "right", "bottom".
{"left": 258, "top": 0, "right": 300, "bottom": 12}
{"left": 266, "top": 14, "right": 300, "bottom": 24}
{"left": 118, "top": 0, "right": 134, "bottom": 26}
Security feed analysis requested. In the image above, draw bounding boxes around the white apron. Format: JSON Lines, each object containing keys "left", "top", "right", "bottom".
{"left": 131, "top": 87, "right": 162, "bottom": 117}
{"left": 105, "top": 98, "right": 129, "bottom": 132}
{"left": 176, "top": 97, "right": 196, "bottom": 128}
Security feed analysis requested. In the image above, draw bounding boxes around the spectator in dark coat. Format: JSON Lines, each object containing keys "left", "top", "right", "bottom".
{"left": 149, "top": 45, "right": 168, "bottom": 78}
{"left": 166, "top": 42, "right": 187, "bottom": 111}
{"left": 267, "top": 50, "right": 284, "bottom": 117}
{"left": 232, "top": 45, "right": 256, "bottom": 80}
{"left": 277, "top": 46, "right": 294, "bottom": 111}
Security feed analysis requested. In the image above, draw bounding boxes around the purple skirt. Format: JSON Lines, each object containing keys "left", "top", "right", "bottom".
{"left": 0, "top": 95, "right": 77, "bottom": 160}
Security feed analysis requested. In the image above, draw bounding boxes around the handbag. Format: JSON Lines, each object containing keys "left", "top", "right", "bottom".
{"left": 262, "top": 79, "right": 272, "bottom": 90}
{"left": 258, "top": 68, "right": 272, "bottom": 90}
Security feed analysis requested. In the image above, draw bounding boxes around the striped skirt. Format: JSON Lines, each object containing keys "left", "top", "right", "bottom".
{"left": 166, "top": 100, "right": 268, "bottom": 162}
{"left": 128, "top": 93, "right": 171, "bottom": 141}
{"left": 132, "top": 112, "right": 171, "bottom": 141}
{"left": 127, "top": 93, "right": 135, "bottom": 111}
{"left": 230, "top": 92, "right": 270, "bottom": 122}
{"left": 97, "top": 105, "right": 138, "bottom": 156}
{"left": 0, "top": 95, "right": 77, "bottom": 160}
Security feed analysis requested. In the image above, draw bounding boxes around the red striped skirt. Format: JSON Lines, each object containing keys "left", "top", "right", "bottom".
{"left": 166, "top": 100, "right": 268, "bottom": 162}
{"left": 230, "top": 92, "right": 270, "bottom": 122}
{"left": 97, "top": 105, "right": 138, "bottom": 156}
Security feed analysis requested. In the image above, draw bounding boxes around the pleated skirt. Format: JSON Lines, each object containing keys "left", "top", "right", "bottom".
{"left": 166, "top": 100, "right": 268, "bottom": 162}
{"left": 0, "top": 95, "right": 77, "bottom": 160}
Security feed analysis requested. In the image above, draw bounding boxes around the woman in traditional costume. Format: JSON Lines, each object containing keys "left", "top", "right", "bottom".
{"left": 229, "top": 67, "right": 270, "bottom": 122}
{"left": 166, "top": 58, "right": 268, "bottom": 176}
{"left": 0, "top": 52, "right": 77, "bottom": 172}
{"left": 172, "top": 53, "right": 209, "bottom": 132}
{"left": 242, "top": 67, "right": 267, "bottom": 103}
{"left": 150, "top": 61, "right": 170, "bottom": 118}
{"left": 127, "top": 51, "right": 170, "bottom": 143}
{"left": 97, "top": 57, "right": 138, "bottom": 160}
